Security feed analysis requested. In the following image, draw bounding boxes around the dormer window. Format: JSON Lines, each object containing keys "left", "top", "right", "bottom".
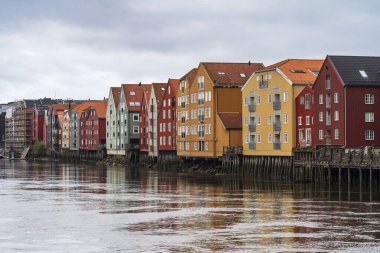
{"left": 240, "top": 73, "right": 246, "bottom": 77}
{"left": 130, "top": 91, "right": 136, "bottom": 96}
{"left": 218, "top": 72, "right": 225, "bottom": 75}
{"left": 359, "top": 70, "right": 368, "bottom": 78}
{"left": 290, "top": 69, "right": 306, "bottom": 73}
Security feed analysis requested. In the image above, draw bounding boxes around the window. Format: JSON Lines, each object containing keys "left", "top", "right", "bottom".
{"left": 257, "top": 133, "right": 261, "bottom": 143}
{"left": 133, "top": 114, "right": 139, "bottom": 121}
{"left": 334, "top": 93, "right": 339, "bottom": 103}
{"left": 244, "top": 96, "right": 249, "bottom": 105}
{"left": 205, "top": 142, "right": 208, "bottom": 151}
{"left": 298, "top": 116, "right": 302, "bottom": 125}
{"left": 335, "top": 129, "right": 339, "bottom": 140}
{"left": 163, "top": 123, "right": 166, "bottom": 132}
{"left": 365, "top": 130, "right": 374, "bottom": 140}
{"left": 244, "top": 134, "right": 249, "bottom": 143}
{"left": 267, "top": 115, "right": 272, "bottom": 125}
{"left": 305, "top": 94, "right": 311, "bottom": 109}
{"left": 319, "top": 112, "right": 323, "bottom": 122}
{"left": 306, "top": 116, "right": 310, "bottom": 125}
{"left": 284, "top": 132, "right": 288, "bottom": 143}
{"left": 257, "top": 115, "right": 261, "bottom": 125}
{"left": 198, "top": 76, "right": 204, "bottom": 90}
{"left": 244, "top": 116, "right": 249, "bottom": 126}
{"left": 194, "top": 142, "right": 198, "bottom": 151}
{"left": 319, "top": 130, "right": 324, "bottom": 140}
{"left": 283, "top": 113, "right": 288, "bottom": 124}
{"left": 365, "top": 112, "right": 375, "bottom": 122}
{"left": 300, "top": 97, "right": 304, "bottom": 105}
{"left": 267, "top": 94, "right": 272, "bottom": 103}
{"left": 326, "top": 75, "right": 331, "bottom": 89}
{"left": 257, "top": 95, "right": 261, "bottom": 105}
{"left": 163, "top": 100, "right": 166, "bottom": 107}
{"left": 319, "top": 94, "right": 323, "bottom": 104}
{"left": 268, "top": 133, "right": 272, "bottom": 143}
{"left": 283, "top": 92, "right": 288, "bottom": 102}
{"left": 365, "top": 94, "right": 374, "bottom": 104}
{"left": 334, "top": 111, "right": 339, "bottom": 121}
{"left": 359, "top": 70, "right": 368, "bottom": 78}
{"left": 133, "top": 126, "right": 139, "bottom": 133}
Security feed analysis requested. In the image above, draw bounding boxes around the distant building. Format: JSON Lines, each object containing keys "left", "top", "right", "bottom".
{"left": 148, "top": 83, "right": 167, "bottom": 159}
{"left": 139, "top": 87, "right": 152, "bottom": 155}
{"left": 313, "top": 55, "right": 380, "bottom": 149}
{"left": 80, "top": 100, "right": 107, "bottom": 151}
{"left": 106, "top": 87, "right": 121, "bottom": 155}
{"left": 295, "top": 85, "right": 314, "bottom": 148}
{"left": 118, "top": 83, "right": 151, "bottom": 153}
{"left": 158, "top": 79, "right": 180, "bottom": 155}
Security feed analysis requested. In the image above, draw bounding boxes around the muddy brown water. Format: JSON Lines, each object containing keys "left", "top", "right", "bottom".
{"left": 1, "top": 160, "right": 380, "bottom": 252}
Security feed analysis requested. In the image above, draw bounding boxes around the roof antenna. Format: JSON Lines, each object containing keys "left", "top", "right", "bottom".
{"left": 248, "top": 61, "right": 251, "bottom": 66}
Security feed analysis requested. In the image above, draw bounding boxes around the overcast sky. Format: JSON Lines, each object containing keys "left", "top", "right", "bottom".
{"left": 1, "top": 0, "right": 380, "bottom": 103}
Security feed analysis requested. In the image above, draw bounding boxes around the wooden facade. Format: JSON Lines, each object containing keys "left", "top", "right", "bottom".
{"left": 313, "top": 55, "right": 380, "bottom": 149}
{"left": 295, "top": 85, "right": 314, "bottom": 148}
{"left": 158, "top": 79, "right": 180, "bottom": 152}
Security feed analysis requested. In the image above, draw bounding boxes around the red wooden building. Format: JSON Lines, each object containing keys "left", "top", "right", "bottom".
{"left": 313, "top": 55, "right": 380, "bottom": 149}
{"left": 79, "top": 100, "right": 107, "bottom": 150}
{"left": 295, "top": 85, "right": 314, "bottom": 148}
{"left": 139, "top": 88, "right": 151, "bottom": 153}
{"left": 157, "top": 79, "right": 180, "bottom": 153}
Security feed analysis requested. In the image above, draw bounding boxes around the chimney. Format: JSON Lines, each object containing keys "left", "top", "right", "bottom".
{"left": 138, "top": 82, "right": 142, "bottom": 87}
{"left": 248, "top": 61, "right": 251, "bottom": 66}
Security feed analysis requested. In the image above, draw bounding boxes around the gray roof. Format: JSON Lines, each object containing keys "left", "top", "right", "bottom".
{"left": 329, "top": 55, "right": 380, "bottom": 87}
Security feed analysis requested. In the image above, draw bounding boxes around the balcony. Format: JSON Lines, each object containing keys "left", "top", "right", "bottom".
{"left": 273, "top": 142, "right": 281, "bottom": 150}
{"left": 248, "top": 124, "right": 256, "bottom": 132}
{"left": 273, "top": 121, "right": 281, "bottom": 132}
{"left": 259, "top": 80, "right": 268, "bottom": 89}
{"left": 248, "top": 104, "right": 256, "bottom": 112}
{"left": 249, "top": 142, "right": 256, "bottom": 150}
{"left": 273, "top": 100, "right": 281, "bottom": 110}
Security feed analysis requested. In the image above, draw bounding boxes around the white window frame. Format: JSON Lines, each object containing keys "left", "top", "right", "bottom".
{"left": 365, "top": 94, "right": 374, "bottom": 104}
{"left": 365, "top": 130, "right": 374, "bottom": 140}
{"left": 319, "top": 130, "right": 324, "bottom": 140}
{"left": 365, "top": 112, "right": 375, "bottom": 122}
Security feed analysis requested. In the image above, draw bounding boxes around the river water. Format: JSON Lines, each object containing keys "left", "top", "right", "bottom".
{"left": 1, "top": 160, "right": 380, "bottom": 252}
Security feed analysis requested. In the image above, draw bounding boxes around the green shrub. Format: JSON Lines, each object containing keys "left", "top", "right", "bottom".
{"left": 33, "top": 141, "right": 46, "bottom": 157}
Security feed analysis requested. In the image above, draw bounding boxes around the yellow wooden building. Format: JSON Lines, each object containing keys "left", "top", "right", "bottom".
{"left": 176, "top": 62, "right": 263, "bottom": 158}
{"left": 241, "top": 59, "right": 323, "bottom": 156}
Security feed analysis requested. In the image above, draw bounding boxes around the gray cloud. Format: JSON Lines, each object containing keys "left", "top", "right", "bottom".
{"left": 1, "top": 0, "right": 380, "bottom": 103}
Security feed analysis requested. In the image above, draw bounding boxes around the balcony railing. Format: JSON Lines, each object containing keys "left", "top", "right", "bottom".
{"left": 273, "top": 142, "right": 281, "bottom": 150}
{"left": 248, "top": 104, "right": 256, "bottom": 112}
{"left": 223, "top": 146, "right": 243, "bottom": 155}
{"left": 248, "top": 124, "right": 256, "bottom": 132}
{"left": 249, "top": 142, "right": 256, "bottom": 150}
{"left": 273, "top": 122, "right": 281, "bottom": 132}
{"left": 273, "top": 100, "right": 281, "bottom": 110}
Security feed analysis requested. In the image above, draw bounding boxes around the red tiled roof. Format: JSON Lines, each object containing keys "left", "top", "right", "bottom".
{"left": 261, "top": 59, "right": 323, "bottom": 85}
{"left": 111, "top": 87, "right": 121, "bottom": 108}
{"left": 180, "top": 68, "right": 197, "bottom": 84}
{"left": 167, "top": 78, "right": 180, "bottom": 96}
{"left": 202, "top": 62, "right": 264, "bottom": 87}
{"left": 94, "top": 99, "right": 108, "bottom": 118}
{"left": 48, "top": 103, "right": 75, "bottom": 115}
{"left": 72, "top": 101, "right": 98, "bottom": 115}
{"left": 152, "top": 83, "right": 167, "bottom": 108}
{"left": 218, "top": 112, "right": 242, "bottom": 130}
{"left": 122, "top": 83, "right": 151, "bottom": 112}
